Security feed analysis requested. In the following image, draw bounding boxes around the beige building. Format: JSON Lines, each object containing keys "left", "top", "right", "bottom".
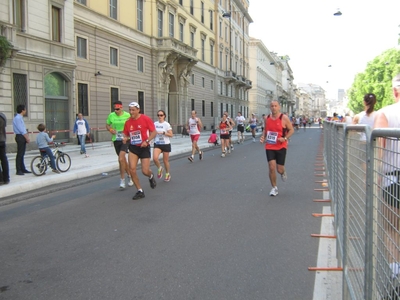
{"left": 0, "top": 0, "right": 76, "bottom": 147}
{"left": 0, "top": 0, "right": 253, "bottom": 145}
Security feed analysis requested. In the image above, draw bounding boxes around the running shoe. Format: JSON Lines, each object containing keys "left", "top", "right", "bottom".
{"left": 231, "top": 145, "right": 234, "bottom": 151}
{"left": 188, "top": 156, "right": 194, "bottom": 162}
{"left": 164, "top": 173, "right": 171, "bottom": 182}
{"left": 227, "top": 147, "right": 231, "bottom": 154}
{"left": 269, "top": 187, "right": 278, "bottom": 196}
{"left": 199, "top": 151, "right": 203, "bottom": 160}
{"left": 132, "top": 190, "right": 145, "bottom": 200}
{"left": 85, "top": 154, "right": 89, "bottom": 158}
{"left": 149, "top": 175, "right": 157, "bottom": 189}
{"left": 52, "top": 169, "right": 61, "bottom": 174}
{"left": 281, "top": 171, "right": 287, "bottom": 182}
{"left": 157, "top": 166, "right": 164, "bottom": 179}
{"left": 120, "top": 178, "right": 126, "bottom": 189}
{"left": 221, "top": 152, "right": 226, "bottom": 157}
{"left": 253, "top": 137, "right": 256, "bottom": 142}
{"left": 127, "top": 176, "right": 134, "bottom": 187}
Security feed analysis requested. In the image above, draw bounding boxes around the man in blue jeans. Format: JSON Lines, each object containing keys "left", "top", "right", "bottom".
{"left": 73, "top": 113, "right": 90, "bottom": 157}
{"left": 12, "top": 104, "right": 31, "bottom": 175}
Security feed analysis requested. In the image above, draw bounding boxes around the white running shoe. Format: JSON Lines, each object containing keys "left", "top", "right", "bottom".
{"left": 221, "top": 153, "right": 226, "bottom": 157}
{"left": 269, "top": 187, "right": 278, "bottom": 196}
{"left": 231, "top": 145, "right": 234, "bottom": 151}
{"left": 127, "top": 176, "right": 134, "bottom": 187}
{"left": 120, "top": 178, "right": 126, "bottom": 189}
{"left": 227, "top": 147, "right": 231, "bottom": 154}
{"left": 281, "top": 171, "right": 287, "bottom": 182}
{"left": 253, "top": 137, "right": 256, "bottom": 142}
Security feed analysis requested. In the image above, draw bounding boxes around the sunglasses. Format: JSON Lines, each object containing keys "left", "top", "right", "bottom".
{"left": 157, "top": 114, "right": 164, "bottom": 117}
{"left": 114, "top": 108, "right": 121, "bottom": 111}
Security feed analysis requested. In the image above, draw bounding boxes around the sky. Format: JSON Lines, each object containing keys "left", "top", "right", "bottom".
{"left": 248, "top": 0, "right": 400, "bottom": 99}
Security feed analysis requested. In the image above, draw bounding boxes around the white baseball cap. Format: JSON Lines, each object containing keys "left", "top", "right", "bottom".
{"left": 129, "top": 102, "right": 140, "bottom": 108}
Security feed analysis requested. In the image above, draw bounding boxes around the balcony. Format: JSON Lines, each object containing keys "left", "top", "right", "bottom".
{"left": 235, "top": 75, "right": 246, "bottom": 87}
{"left": 156, "top": 38, "right": 198, "bottom": 61}
{"left": 224, "top": 71, "right": 237, "bottom": 83}
{"left": 245, "top": 79, "right": 252, "bottom": 89}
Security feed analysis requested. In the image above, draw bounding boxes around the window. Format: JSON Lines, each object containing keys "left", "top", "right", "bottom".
{"left": 179, "top": 0, "right": 183, "bottom": 4}
{"left": 201, "top": 2, "right": 204, "bottom": 23}
{"left": 138, "top": 91, "right": 144, "bottom": 113}
{"left": 225, "top": 103, "right": 228, "bottom": 113}
{"left": 230, "top": 85, "right": 232, "bottom": 97}
{"left": 110, "top": 87, "right": 119, "bottom": 111}
{"left": 110, "top": 47, "right": 118, "bottom": 66}
{"left": 210, "top": 10, "right": 213, "bottom": 30}
{"left": 13, "top": 0, "right": 25, "bottom": 31}
{"left": 51, "top": 6, "right": 61, "bottom": 42}
{"left": 157, "top": 9, "right": 163, "bottom": 37}
{"left": 190, "top": 0, "right": 194, "bottom": 15}
{"left": 219, "top": 20, "right": 222, "bottom": 37}
{"left": 219, "top": 81, "right": 222, "bottom": 95}
{"left": 76, "top": 36, "right": 87, "bottom": 59}
{"left": 169, "top": 13, "right": 174, "bottom": 38}
{"left": 110, "top": 0, "right": 118, "bottom": 20}
{"left": 77, "top": 0, "right": 86, "bottom": 4}
{"left": 13, "top": 73, "right": 28, "bottom": 114}
{"left": 190, "top": 32, "right": 194, "bottom": 48}
{"left": 219, "top": 51, "right": 222, "bottom": 69}
{"left": 179, "top": 23, "right": 184, "bottom": 42}
{"left": 202, "top": 100, "right": 205, "bottom": 117}
{"left": 210, "top": 43, "right": 214, "bottom": 65}
{"left": 201, "top": 38, "right": 205, "bottom": 61}
{"left": 110, "top": 0, "right": 117, "bottom": 19}
{"left": 137, "top": 0, "right": 143, "bottom": 31}
{"left": 225, "top": 25, "right": 227, "bottom": 40}
{"left": 231, "top": 104, "right": 233, "bottom": 115}
{"left": 137, "top": 56, "right": 144, "bottom": 72}
{"left": 202, "top": 77, "right": 205, "bottom": 88}
{"left": 225, "top": 83, "right": 228, "bottom": 96}
{"left": 77, "top": 83, "right": 89, "bottom": 116}
{"left": 191, "top": 99, "right": 195, "bottom": 111}
{"left": 220, "top": 103, "right": 223, "bottom": 117}
{"left": 225, "top": 54, "right": 228, "bottom": 70}
{"left": 210, "top": 80, "right": 214, "bottom": 90}
{"left": 211, "top": 102, "right": 214, "bottom": 117}
{"left": 191, "top": 74, "right": 195, "bottom": 85}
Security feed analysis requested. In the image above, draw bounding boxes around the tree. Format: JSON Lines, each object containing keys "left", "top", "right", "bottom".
{"left": 347, "top": 48, "right": 400, "bottom": 114}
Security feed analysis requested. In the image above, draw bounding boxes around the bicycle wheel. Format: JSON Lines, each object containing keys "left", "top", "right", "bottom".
{"left": 56, "top": 153, "right": 71, "bottom": 172}
{"left": 31, "top": 156, "right": 47, "bottom": 176}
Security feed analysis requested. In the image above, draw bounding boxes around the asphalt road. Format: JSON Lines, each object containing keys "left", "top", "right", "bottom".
{"left": 0, "top": 126, "right": 324, "bottom": 300}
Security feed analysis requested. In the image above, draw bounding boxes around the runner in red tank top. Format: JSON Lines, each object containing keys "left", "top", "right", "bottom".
{"left": 260, "top": 100, "right": 294, "bottom": 196}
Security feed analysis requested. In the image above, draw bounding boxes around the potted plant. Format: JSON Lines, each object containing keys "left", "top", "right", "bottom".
{"left": 0, "top": 35, "right": 13, "bottom": 67}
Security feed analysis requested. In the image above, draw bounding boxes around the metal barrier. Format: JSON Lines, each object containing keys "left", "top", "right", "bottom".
{"left": 324, "top": 122, "right": 400, "bottom": 299}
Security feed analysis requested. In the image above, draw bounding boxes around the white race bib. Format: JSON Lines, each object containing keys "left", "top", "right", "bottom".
{"left": 115, "top": 130, "right": 123, "bottom": 141}
{"left": 266, "top": 131, "right": 278, "bottom": 144}
{"left": 130, "top": 130, "right": 142, "bottom": 145}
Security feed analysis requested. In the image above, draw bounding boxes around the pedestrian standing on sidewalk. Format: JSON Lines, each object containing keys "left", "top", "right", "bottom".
{"left": 106, "top": 101, "right": 133, "bottom": 189}
{"left": 186, "top": 110, "right": 204, "bottom": 162}
{"left": 73, "top": 113, "right": 90, "bottom": 158}
{"left": 153, "top": 110, "right": 173, "bottom": 182}
{"left": 0, "top": 112, "right": 10, "bottom": 184}
{"left": 260, "top": 100, "right": 293, "bottom": 196}
{"left": 12, "top": 104, "right": 31, "bottom": 175}
{"left": 122, "top": 102, "right": 157, "bottom": 200}
{"left": 235, "top": 112, "right": 245, "bottom": 144}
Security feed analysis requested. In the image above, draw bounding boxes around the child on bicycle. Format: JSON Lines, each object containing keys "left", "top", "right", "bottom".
{"left": 36, "top": 123, "right": 60, "bottom": 174}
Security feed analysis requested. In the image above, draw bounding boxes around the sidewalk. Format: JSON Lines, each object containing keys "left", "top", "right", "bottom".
{"left": 0, "top": 130, "right": 258, "bottom": 200}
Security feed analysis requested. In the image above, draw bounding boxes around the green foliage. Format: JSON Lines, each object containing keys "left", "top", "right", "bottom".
{"left": 347, "top": 48, "right": 400, "bottom": 114}
{"left": 0, "top": 35, "right": 13, "bottom": 67}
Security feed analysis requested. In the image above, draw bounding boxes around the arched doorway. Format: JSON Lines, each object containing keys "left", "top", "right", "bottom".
{"left": 44, "top": 72, "right": 69, "bottom": 141}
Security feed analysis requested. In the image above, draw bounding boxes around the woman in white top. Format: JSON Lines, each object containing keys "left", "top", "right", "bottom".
{"left": 355, "top": 93, "right": 377, "bottom": 127}
{"left": 153, "top": 110, "right": 173, "bottom": 182}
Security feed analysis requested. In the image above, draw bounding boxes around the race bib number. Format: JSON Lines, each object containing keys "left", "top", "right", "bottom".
{"left": 221, "top": 129, "right": 227, "bottom": 135}
{"left": 266, "top": 131, "right": 278, "bottom": 144}
{"left": 115, "top": 130, "right": 123, "bottom": 141}
{"left": 130, "top": 130, "right": 142, "bottom": 145}
{"left": 156, "top": 134, "right": 165, "bottom": 144}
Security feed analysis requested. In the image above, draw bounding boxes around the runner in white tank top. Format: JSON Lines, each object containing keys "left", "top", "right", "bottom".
{"left": 186, "top": 110, "right": 203, "bottom": 162}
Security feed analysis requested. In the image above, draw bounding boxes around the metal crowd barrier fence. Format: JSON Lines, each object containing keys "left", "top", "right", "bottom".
{"left": 324, "top": 121, "right": 400, "bottom": 299}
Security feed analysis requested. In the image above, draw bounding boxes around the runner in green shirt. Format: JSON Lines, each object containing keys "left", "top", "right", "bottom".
{"left": 106, "top": 101, "right": 132, "bottom": 189}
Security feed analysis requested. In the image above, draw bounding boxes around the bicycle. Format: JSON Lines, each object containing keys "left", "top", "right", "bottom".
{"left": 30, "top": 142, "right": 72, "bottom": 176}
